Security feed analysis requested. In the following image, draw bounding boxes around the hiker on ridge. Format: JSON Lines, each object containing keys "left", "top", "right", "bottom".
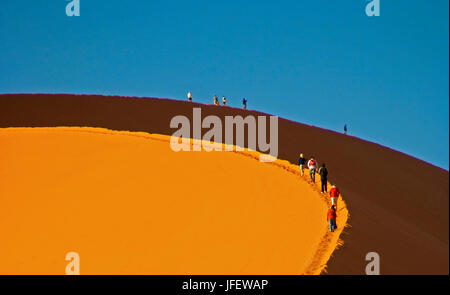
{"left": 318, "top": 163, "right": 328, "bottom": 193}
{"left": 187, "top": 92, "right": 193, "bottom": 102}
{"left": 307, "top": 156, "right": 318, "bottom": 183}
{"left": 327, "top": 205, "right": 337, "bottom": 232}
{"left": 242, "top": 98, "right": 247, "bottom": 110}
{"left": 329, "top": 185, "right": 340, "bottom": 208}
{"left": 343, "top": 124, "right": 347, "bottom": 135}
{"left": 222, "top": 96, "right": 227, "bottom": 105}
{"left": 213, "top": 95, "right": 219, "bottom": 106}
{"left": 298, "top": 153, "right": 306, "bottom": 176}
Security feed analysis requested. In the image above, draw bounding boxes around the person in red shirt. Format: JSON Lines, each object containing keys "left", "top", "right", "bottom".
{"left": 327, "top": 205, "right": 337, "bottom": 232}
{"left": 329, "top": 185, "right": 340, "bottom": 208}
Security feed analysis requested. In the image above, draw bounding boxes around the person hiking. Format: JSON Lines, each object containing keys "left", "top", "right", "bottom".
{"left": 318, "top": 163, "right": 328, "bottom": 193}
{"left": 187, "top": 92, "right": 193, "bottom": 102}
{"left": 343, "top": 124, "right": 347, "bottom": 135}
{"left": 222, "top": 96, "right": 227, "bottom": 105}
{"left": 329, "top": 185, "right": 340, "bottom": 208}
{"left": 307, "top": 156, "right": 318, "bottom": 183}
{"left": 298, "top": 153, "right": 306, "bottom": 176}
{"left": 327, "top": 205, "right": 337, "bottom": 232}
{"left": 213, "top": 95, "right": 219, "bottom": 106}
{"left": 242, "top": 98, "right": 247, "bottom": 110}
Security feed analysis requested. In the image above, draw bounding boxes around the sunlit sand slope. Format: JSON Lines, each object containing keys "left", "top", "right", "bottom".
{"left": 0, "top": 127, "right": 347, "bottom": 274}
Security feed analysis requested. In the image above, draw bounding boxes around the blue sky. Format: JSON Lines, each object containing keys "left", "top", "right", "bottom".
{"left": 1, "top": 0, "right": 448, "bottom": 169}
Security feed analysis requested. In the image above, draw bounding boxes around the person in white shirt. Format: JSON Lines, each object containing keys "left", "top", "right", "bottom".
{"left": 307, "top": 156, "right": 318, "bottom": 183}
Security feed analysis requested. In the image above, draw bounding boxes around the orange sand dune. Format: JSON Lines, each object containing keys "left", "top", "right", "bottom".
{"left": 0, "top": 127, "right": 348, "bottom": 275}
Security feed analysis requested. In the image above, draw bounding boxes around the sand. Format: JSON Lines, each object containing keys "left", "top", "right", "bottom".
{"left": 1, "top": 94, "right": 447, "bottom": 274}
{"left": 0, "top": 127, "right": 348, "bottom": 275}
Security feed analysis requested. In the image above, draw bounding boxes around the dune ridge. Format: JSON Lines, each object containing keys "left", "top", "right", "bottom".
{"left": 0, "top": 94, "right": 447, "bottom": 274}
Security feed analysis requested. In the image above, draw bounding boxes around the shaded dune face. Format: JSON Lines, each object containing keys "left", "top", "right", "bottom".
{"left": 0, "top": 127, "right": 346, "bottom": 275}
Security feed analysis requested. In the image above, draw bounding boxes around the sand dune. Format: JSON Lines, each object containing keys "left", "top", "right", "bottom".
{"left": 0, "top": 94, "right": 448, "bottom": 274}
{"left": 0, "top": 127, "right": 347, "bottom": 274}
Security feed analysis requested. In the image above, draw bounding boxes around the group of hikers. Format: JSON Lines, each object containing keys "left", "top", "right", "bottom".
{"left": 188, "top": 90, "right": 341, "bottom": 232}
{"left": 187, "top": 92, "right": 248, "bottom": 110}
{"left": 188, "top": 92, "right": 347, "bottom": 134}
{"left": 298, "top": 154, "right": 341, "bottom": 233}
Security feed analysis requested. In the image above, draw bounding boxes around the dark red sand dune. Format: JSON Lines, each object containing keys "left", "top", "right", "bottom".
{"left": 0, "top": 94, "right": 448, "bottom": 274}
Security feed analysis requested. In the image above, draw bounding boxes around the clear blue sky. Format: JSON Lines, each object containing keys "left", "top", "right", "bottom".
{"left": 1, "top": 0, "right": 448, "bottom": 169}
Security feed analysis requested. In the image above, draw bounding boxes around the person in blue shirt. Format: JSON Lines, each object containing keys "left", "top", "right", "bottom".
{"left": 298, "top": 153, "right": 306, "bottom": 176}
{"left": 242, "top": 98, "right": 248, "bottom": 110}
